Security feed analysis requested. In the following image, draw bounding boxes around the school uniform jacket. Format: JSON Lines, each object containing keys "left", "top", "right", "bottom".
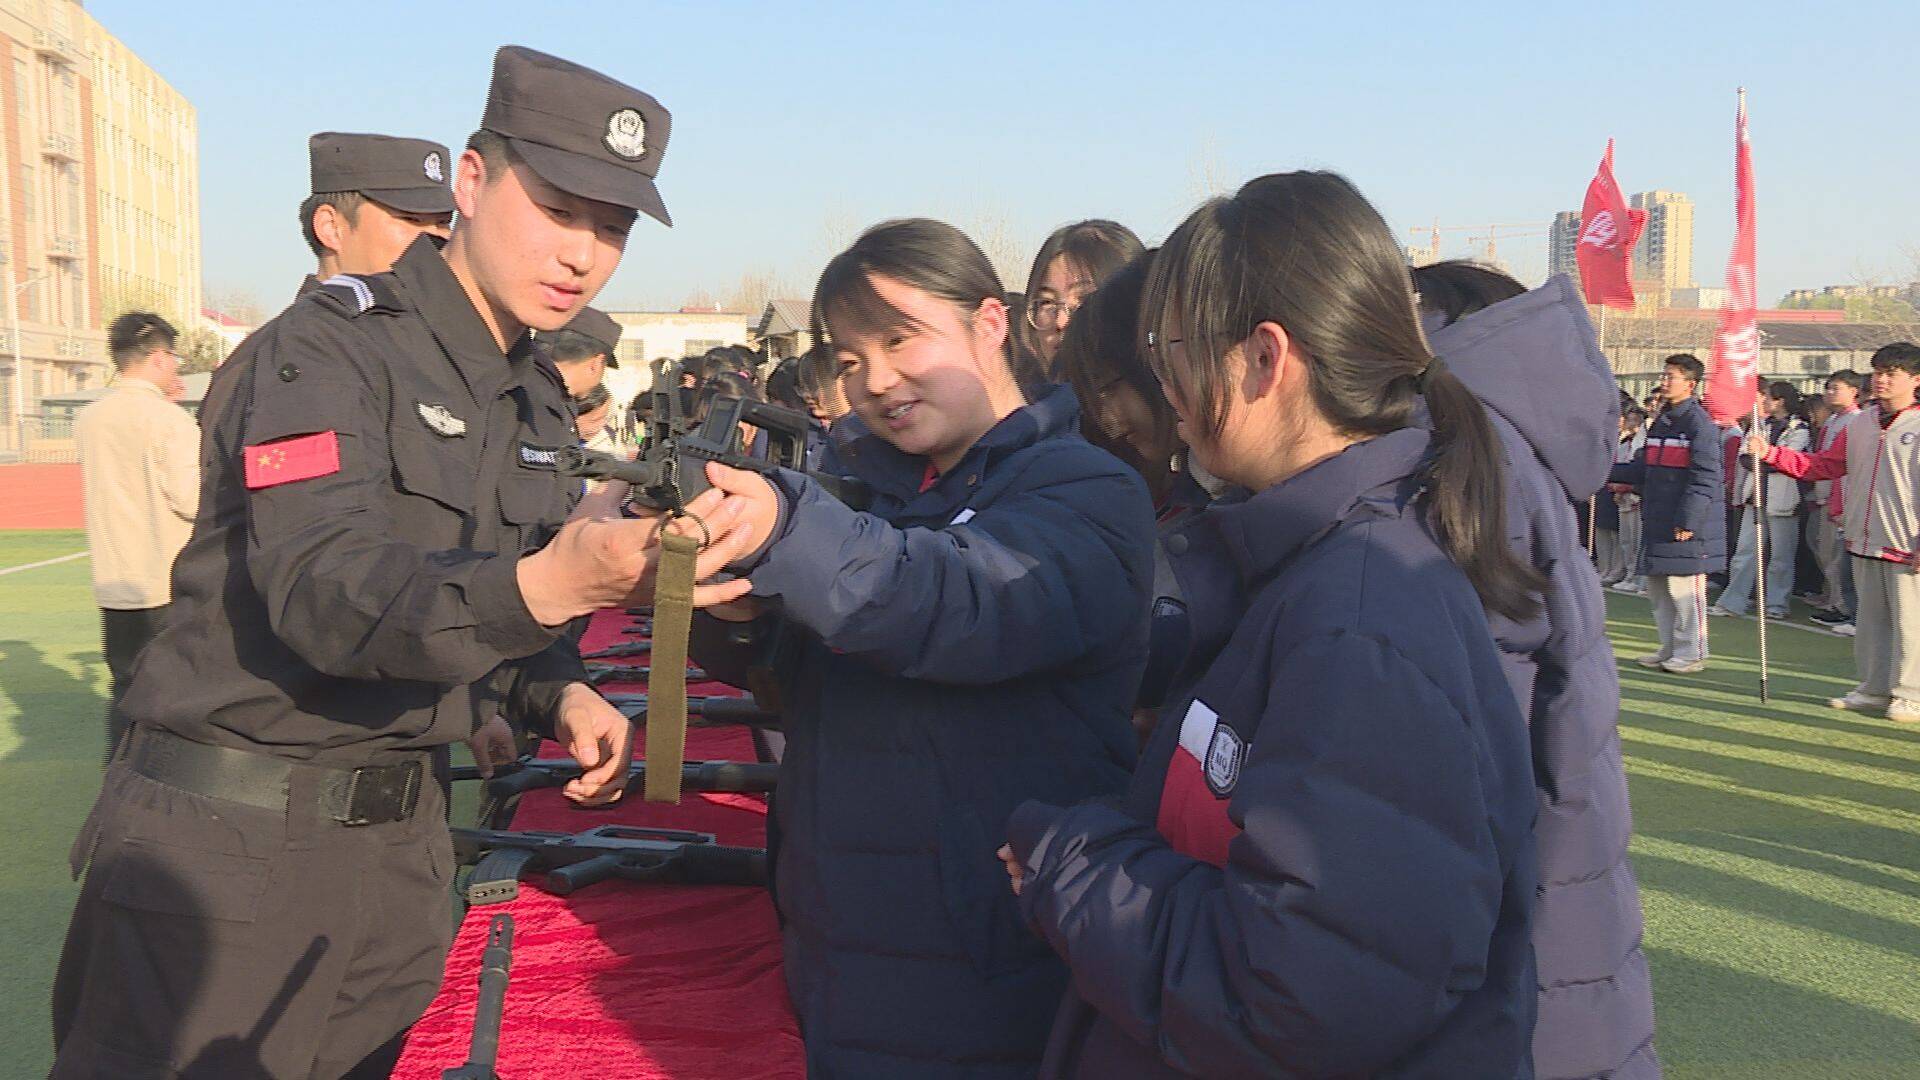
{"left": 1610, "top": 395, "right": 1726, "bottom": 576}
{"left": 1007, "top": 428, "right": 1539, "bottom": 1078}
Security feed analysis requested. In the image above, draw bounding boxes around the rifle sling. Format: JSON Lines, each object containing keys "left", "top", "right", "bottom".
{"left": 643, "top": 529, "right": 700, "bottom": 803}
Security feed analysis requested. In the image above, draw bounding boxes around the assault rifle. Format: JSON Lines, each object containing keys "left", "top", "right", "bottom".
{"left": 581, "top": 640, "right": 651, "bottom": 661}
{"left": 559, "top": 375, "right": 871, "bottom": 513}
{"left": 583, "top": 664, "right": 706, "bottom": 686}
{"left": 442, "top": 914, "right": 515, "bottom": 1080}
{"left": 454, "top": 824, "right": 768, "bottom": 904}
{"left": 600, "top": 692, "right": 780, "bottom": 728}
{"left": 450, "top": 756, "right": 777, "bottom": 807}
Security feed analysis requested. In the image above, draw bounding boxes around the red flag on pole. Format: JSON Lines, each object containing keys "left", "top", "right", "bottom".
{"left": 1575, "top": 139, "right": 1647, "bottom": 309}
{"left": 1705, "top": 91, "right": 1759, "bottom": 425}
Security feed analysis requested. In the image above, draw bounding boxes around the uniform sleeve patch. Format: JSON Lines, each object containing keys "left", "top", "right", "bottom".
{"left": 245, "top": 431, "right": 341, "bottom": 489}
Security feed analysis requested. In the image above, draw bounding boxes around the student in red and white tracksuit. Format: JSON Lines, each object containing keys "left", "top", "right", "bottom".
{"left": 1752, "top": 343, "right": 1920, "bottom": 722}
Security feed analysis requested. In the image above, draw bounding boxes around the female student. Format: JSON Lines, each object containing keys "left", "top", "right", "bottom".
{"left": 684, "top": 218, "right": 1157, "bottom": 1076}
{"left": 1000, "top": 172, "right": 1543, "bottom": 1077}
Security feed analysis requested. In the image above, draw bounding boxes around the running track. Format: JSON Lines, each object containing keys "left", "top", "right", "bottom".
{"left": 0, "top": 464, "right": 83, "bottom": 529}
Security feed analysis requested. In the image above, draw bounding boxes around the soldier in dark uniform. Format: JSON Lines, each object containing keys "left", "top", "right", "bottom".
{"left": 539, "top": 306, "right": 624, "bottom": 398}
{"left": 52, "top": 47, "right": 755, "bottom": 1078}
{"left": 297, "top": 132, "right": 458, "bottom": 298}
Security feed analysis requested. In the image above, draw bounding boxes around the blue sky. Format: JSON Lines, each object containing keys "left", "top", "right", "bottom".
{"left": 93, "top": 0, "right": 1917, "bottom": 313}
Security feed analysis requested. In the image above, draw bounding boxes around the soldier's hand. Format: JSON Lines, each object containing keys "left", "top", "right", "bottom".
{"left": 553, "top": 682, "right": 632, "bottom": 807}
{"left": 466, "top": 715, "right": 518, "bottom": 780}
{"left": 517, "top": 514, "right": 673, "bottom": 626}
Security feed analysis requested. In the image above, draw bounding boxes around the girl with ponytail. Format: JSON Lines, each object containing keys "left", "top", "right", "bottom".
{"left": 999, "top": 172, "right": 1544, "bottom": 1077}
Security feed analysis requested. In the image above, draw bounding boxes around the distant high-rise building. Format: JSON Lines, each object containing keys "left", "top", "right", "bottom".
{"left": 0, "top": 0, "right": 198, "bottom": 458}
{"left": 1630, "top": 190, "right": 1694, "bottom": 292}
{"left": 1548, "top": 210, "right": 1582, "bottom": 286}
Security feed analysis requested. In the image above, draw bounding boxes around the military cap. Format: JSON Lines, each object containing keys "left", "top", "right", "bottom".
{"left": 480, "top": 46, "right": 673, "bottom": 226}
{"left": 308, "top": 132, "right": 456, "bottom": 215}
{"left": 554, "top": 307, "right": 623, "bottom": 366}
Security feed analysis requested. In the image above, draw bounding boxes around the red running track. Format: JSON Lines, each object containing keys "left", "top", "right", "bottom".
{"left": 0, "top": 463, "right": 84, "bottom": 529}
{"left": 393, "top": 610, "right": 804, "bottom": 1080}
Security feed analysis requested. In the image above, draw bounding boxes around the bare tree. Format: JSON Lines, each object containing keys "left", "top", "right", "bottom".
{"left": 722, "top": 267, "right": 799, "bottom": 317}
{"left": 957, "top": 206, "right": 1032, "bottom": 293}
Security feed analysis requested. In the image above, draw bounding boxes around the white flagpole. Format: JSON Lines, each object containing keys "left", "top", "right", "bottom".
{"left": 1752, "top": 399, "right": 1769, "bottom": 702}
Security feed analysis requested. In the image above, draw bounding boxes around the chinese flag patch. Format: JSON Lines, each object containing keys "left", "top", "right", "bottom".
{"left": 244, "top": 431, "right": 341, "bottom": 489}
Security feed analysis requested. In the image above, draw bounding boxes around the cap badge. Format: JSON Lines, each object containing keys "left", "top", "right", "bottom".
{"left": 423, "top": 152, "right": 444, "bottom": 183}
{"left": 604, "top": 108, "right": 648, "bottom": 161}
{"left": 416, "top": 401, "right": 467, "bottom": 438}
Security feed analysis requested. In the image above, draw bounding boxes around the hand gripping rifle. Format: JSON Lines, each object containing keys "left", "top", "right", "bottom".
{"left": 442, "top": 914, "right": 514, "bottom": 1080}
{"left": 449, "top": 755, "right": 778, "bottom": 829}
{"left": 454, "top": 824, "right": 768, "bottom": 904}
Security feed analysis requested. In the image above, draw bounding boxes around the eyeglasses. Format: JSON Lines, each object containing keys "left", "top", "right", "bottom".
{"left": 1026, "top": 297, "right": 1083, "bottom": 332}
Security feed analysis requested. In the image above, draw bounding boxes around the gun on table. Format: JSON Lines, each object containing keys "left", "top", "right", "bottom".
{"left": 601, "top": 692, "right": 780, "bottom": 728}
{"left": 442, "top": 913, "right": 514, "bottom": 1080}
{"left": 451, "top": 756, "right": 776, "bottom": 816}
{"left": 584, "top": 664, "right": 706, "bottom": 686}
{"left": 455, "top": 824, "right": 768, "bottom": 904}
{"left": 582, "top": 640, "right": 652, "bottom": 661}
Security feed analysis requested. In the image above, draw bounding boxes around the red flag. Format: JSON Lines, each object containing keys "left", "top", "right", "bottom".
{"left": 244, "top": 431, "right": 342, "bottom": 489}
{"left": 1575, "top": 139, "right": 1647, "bottom": 309}
{"left": 1705, "top": 92, "right": 1759, "bottom": 426}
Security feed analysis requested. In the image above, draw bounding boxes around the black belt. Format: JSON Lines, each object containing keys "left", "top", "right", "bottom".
{"left": 126, "top": 728, "right": 424, "bottom": 827}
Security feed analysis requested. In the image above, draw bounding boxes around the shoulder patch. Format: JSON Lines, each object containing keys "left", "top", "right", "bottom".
{"left": 313, "top": 274, "right": 403, "bottom": 318}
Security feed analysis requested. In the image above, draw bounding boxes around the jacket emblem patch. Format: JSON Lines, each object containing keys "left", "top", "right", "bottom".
{"left": 1205, "top": 723, "right": 1246, "bottom": 796}
{"left": 416, "top": 402, "right": 467, "bottom": 438}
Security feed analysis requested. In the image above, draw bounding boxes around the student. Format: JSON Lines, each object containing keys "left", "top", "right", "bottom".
{"left": 1613, "top": 404, "right": 1650, "bottom": 595}
{"left": 1808, "top": 369, "right": 1865, "bottom": 630}
{"left": 1020, "top": 219, "right": 1144, "bottom": 376}
{"left": 999, "top": 172, "right": 1542, "bottom": 1077}
{"left": 684, "top": 218, "right": 1156, "bottom": 1076}
{"left": 1714, "top": 381, "right": 1810, "bottom": 618}
{"left": 1612, "top": 354, "right": 1726, "bottom": 673}
{"left": 1750, "top": 343, "right": 1920, "bottom": 722}
{"left": 1413, "top": 260, "right": 1662, "bottom": 1078}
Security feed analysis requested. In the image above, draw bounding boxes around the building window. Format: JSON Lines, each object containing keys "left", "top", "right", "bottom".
{"left": 685, "top": 339, "right": 723, "bottom": 356}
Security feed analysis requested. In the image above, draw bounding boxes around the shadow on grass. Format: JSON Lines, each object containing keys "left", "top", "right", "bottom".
{"left": 0, "top": 640, "right": 105, "bottom": 766}
{"left": 1621, "top": 728, "right": 1920, "bottom": 817}
{"left": 1634, "top": 846, "right": 1920, "bottom": 964}
{"left": 1624, "top": 708, "right": 1920, "bottom": 778}
{"left": 1686, "top": 830, "right": 1920, "bottom": 905}
{"left": 1644, "top": 947, "right": 1920, "bottom": 1071}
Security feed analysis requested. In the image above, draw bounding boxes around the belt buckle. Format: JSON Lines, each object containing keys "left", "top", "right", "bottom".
{"left": 337, "top": 761, "right": 423, "bottom": 827}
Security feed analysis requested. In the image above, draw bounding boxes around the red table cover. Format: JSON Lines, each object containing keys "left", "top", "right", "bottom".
{"left": 393, "top": 612, "right": 804, "bottom": 1079}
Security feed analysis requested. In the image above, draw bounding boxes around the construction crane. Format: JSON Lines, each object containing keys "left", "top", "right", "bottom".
{"left": 1407, "top": 220, "right": 1547, "bottom": 265}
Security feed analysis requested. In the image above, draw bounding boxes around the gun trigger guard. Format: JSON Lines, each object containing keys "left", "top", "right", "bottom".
{"left": 467, "top": 847, "right": 540, "bottom": 906}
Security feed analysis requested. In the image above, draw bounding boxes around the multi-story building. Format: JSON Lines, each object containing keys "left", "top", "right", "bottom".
{"left": 1629, "top": 190, "right": 1694, "bottom": 296}
{"left": 1548, "top": 210, "right": 1582, "bottom": 287}
{"left": 0, "top": 0, "right": 196, "bottom": 458}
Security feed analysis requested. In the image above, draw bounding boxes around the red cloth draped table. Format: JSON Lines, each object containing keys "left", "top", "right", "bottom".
{"left": 393, "top": 611, "right": 804, "bottom": 1079}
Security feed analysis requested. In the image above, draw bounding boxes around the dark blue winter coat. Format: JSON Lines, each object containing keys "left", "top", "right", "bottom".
{"left": 1007, "top": 428, "right": 1539, "bottom": 1078}
{"left": 690, "top": 383, "right": 1155, "bottom": 1078}
{"left": 1432, "top": 276, "right": 1662, "bottom": 1078}
{"left": 1610, "top": 394, "right": 1726, "bottom": 576}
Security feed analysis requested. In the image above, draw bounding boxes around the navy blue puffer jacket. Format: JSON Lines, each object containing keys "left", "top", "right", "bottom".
{"left": 1008, "top": 428, "right": 1539, "bottom": 1078}
{"left": 692, "top": 384, "right": 1155, "bottom": 1078}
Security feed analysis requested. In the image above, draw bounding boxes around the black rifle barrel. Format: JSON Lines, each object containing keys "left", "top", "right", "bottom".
{"left": 443, "top": 913, "right": 514, "bottom": 1079}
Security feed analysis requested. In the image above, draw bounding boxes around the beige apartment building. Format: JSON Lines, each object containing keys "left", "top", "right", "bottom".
{"left": 0, "top": 0, "right": 197, "bottom": 458}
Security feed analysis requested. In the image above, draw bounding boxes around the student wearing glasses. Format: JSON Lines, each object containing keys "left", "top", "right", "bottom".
{"left": 1020, "top": 219, "right": 1144, "bottom": 378}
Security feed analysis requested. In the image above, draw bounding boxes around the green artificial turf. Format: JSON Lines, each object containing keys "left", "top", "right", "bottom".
{"left": 2, "top": 532, "right": 1917, "bottom": 1076}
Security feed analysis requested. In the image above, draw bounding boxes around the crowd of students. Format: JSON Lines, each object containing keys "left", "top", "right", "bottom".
{"left": 521, "top": 172, "right": 1668, "bottom": 1079}
{"left": 1593, "top": 346, "right": 1920, "bottom": 724}
{"left": 83, "top": 144, "right": 1918, "bottom": 1074}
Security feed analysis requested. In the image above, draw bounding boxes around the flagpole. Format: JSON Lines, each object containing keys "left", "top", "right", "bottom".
{"left": 1737, "top": 86, "right": 1770, "bottom": 703}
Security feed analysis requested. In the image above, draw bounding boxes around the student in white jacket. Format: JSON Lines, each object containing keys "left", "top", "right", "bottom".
{"left": 1752, "top": 344, "right": 1920, "bottom": 722}
{"left": 1717, "top": 381, "right": 1810, "bottom": 618}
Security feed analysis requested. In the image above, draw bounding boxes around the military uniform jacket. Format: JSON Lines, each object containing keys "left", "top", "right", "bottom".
{"left": 120, "top": 236, "right": 585, "bottom": 764}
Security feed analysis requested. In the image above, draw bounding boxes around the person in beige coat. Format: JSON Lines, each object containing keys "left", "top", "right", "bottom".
{"left": 74, "top": 312, "right": 198, "bottom": 758}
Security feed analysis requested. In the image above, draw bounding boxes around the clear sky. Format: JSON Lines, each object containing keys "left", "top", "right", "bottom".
{"left": 91, "top": 0, "right": 1916, "bottom": 313}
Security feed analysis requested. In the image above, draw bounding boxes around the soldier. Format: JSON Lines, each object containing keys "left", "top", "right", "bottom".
{"left": 298, "top": 132, "right": 458, "bottom": 296}
{"left": 539, "top": 305, "right": 623, "bottom": 398}
{"left": 52, "top": 47, "right": 753, "bottom": 1078}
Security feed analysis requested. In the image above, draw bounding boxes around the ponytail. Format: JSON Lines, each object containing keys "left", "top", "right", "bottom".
{"left": 1420, "top": 358, "right": 1542, "bottom": 621}
{"left": 1143, "top": 171, "right": 1543, "bottom": 621}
